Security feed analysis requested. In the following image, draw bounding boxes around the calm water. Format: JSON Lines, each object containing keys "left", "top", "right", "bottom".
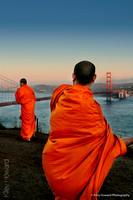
{"left": 0, "top": 92, "right": 133, "bottom": 137}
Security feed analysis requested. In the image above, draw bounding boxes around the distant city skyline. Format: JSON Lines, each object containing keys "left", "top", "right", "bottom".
{"left": 0, "top": 0, "right": 133, "bottom": 85}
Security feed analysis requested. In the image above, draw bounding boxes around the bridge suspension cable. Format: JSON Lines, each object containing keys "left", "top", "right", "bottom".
{"left": 0, "top": 75, "right": 19, "bottom": 103}
{"left": 0, "top": 73, "right": 128, "bottom": 107}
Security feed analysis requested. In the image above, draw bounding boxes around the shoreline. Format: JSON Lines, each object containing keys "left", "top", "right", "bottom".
{"left": 0, "top": 128, "right": 133, "bottom": 200}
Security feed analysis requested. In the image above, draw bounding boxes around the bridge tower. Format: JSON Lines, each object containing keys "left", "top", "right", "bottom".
{"left": 106, "top": 72, "right": 111, "bottom": 101}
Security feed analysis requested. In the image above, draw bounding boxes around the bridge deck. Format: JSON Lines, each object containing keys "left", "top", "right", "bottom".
{"left": 0, "top": 91, "right": 121, "bottom": 107}
{"left": 0, "top": 97, "right": 51, "bottom": 107}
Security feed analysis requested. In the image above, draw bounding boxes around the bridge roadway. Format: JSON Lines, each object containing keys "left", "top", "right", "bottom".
{"left": 0, "top": 90, "right": 121, "bottom": 107}
{"left": 0, "top": 97, "right": 51, "bottom": 107}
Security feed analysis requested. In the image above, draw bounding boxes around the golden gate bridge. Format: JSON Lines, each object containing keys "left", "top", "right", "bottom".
{"left": 0, "top": 73, "right": 128, "bottom": 107}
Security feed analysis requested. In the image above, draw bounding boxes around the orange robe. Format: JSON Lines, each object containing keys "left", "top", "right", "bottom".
{"left": 15, "top": 85, "right": 36, "bottom": 140}
{"left": 42, "top": 84, "right": 127, "bottom": 200}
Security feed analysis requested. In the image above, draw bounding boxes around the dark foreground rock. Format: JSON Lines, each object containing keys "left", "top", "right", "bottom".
{"left": 0, "top": 129, "right": 132, "bottom": 200}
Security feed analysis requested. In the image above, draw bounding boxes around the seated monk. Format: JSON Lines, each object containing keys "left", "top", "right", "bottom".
{"left": 15, "top": 78, "right": 36, "bottom": 141}
{"left": 42, "top": 61, "right": 133, "bottom": 200}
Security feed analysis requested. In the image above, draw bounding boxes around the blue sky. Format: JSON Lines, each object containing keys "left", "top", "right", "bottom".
{"left": 0, "top": 0, "right": 133, "bottom": 84}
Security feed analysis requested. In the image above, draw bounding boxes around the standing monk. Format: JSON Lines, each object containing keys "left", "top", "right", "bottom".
{"left": 42, "top": 61, "right": 133, "bottom": 200}
{"left": 15, "top": 78, "right": 36, "bottom": 141}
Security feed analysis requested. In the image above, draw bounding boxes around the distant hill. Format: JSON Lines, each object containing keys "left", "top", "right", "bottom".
{"left": 32, "top": 85, "right": 57, "bottom": 93}
{"left": 32, "top": 82, "right": 133, "bottom": 93}
{"left": 91, "top": 82, "right": 133, "bottom": 92}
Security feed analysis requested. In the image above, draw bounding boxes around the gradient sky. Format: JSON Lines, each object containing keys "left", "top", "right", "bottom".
{"left": 0, "top": 0, "right": 133, "bottom": 85}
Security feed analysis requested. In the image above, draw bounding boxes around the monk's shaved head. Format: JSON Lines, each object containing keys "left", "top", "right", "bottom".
{"left": 20, "top": 78, "right": 27, "bottom": 85}
{"left": 74, "top": 61, "right": 95, "bottom": 85}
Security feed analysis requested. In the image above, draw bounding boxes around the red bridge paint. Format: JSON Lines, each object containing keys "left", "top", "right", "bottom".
{"left": 0, "top": 97, "right": 52, "bottom": 107}
{"left": 0, "top": 90, "right": 123, "bottom": 107}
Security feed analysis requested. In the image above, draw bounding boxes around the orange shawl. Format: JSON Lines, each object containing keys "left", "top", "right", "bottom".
{"left": 15, "top": 85, "right": 36, "bottom": 140}
{"left": 42, "top": 84, "right": 127, "bottom": 200}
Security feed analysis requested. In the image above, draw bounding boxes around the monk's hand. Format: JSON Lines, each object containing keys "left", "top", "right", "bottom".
{"left": 122, "top": 137, "right": 133, "bottom": 146}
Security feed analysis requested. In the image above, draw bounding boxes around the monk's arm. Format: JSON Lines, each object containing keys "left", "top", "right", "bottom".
{"left": 15, "top": 92, "right": 21, "bottom": 104}
{"left": 15, "top": 87, "right": 25, "bottom": 104}
{"left": 96, "top": 105, "right": 133, "bottom": 147}
{"left": 122, "top": 137, "right": 133, "bottom": 146}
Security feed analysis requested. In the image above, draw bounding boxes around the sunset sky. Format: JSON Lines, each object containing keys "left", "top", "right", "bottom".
{"left": 0, "top": 0, "right": 133, "bottom": 85}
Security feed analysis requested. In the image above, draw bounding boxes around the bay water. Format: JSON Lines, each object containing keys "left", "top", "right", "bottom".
{"left": 0, "top": 92, "right": 133, "bottom": 137}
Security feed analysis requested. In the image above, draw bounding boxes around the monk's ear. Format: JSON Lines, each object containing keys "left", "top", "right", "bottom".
{"left": 92, "top": 74, "right": 97, "bottom": 83}
{"left": 72, "top": 73, "right": 76, "bottom": 83}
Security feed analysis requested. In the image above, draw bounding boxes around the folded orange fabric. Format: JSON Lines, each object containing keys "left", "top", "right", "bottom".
{"left": 42, "top": 84, "right": 127, "bottom": 200}
{"left": 15, "top": 85, "right": 36, "bottom": 140}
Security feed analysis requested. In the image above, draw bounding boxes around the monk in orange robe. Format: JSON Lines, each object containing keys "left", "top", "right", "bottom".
{"left": 42, "top": 61, "right": 133, "bottom": 200}
{"left": 15, "top": 78, "right": 36, "bottom": 141}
